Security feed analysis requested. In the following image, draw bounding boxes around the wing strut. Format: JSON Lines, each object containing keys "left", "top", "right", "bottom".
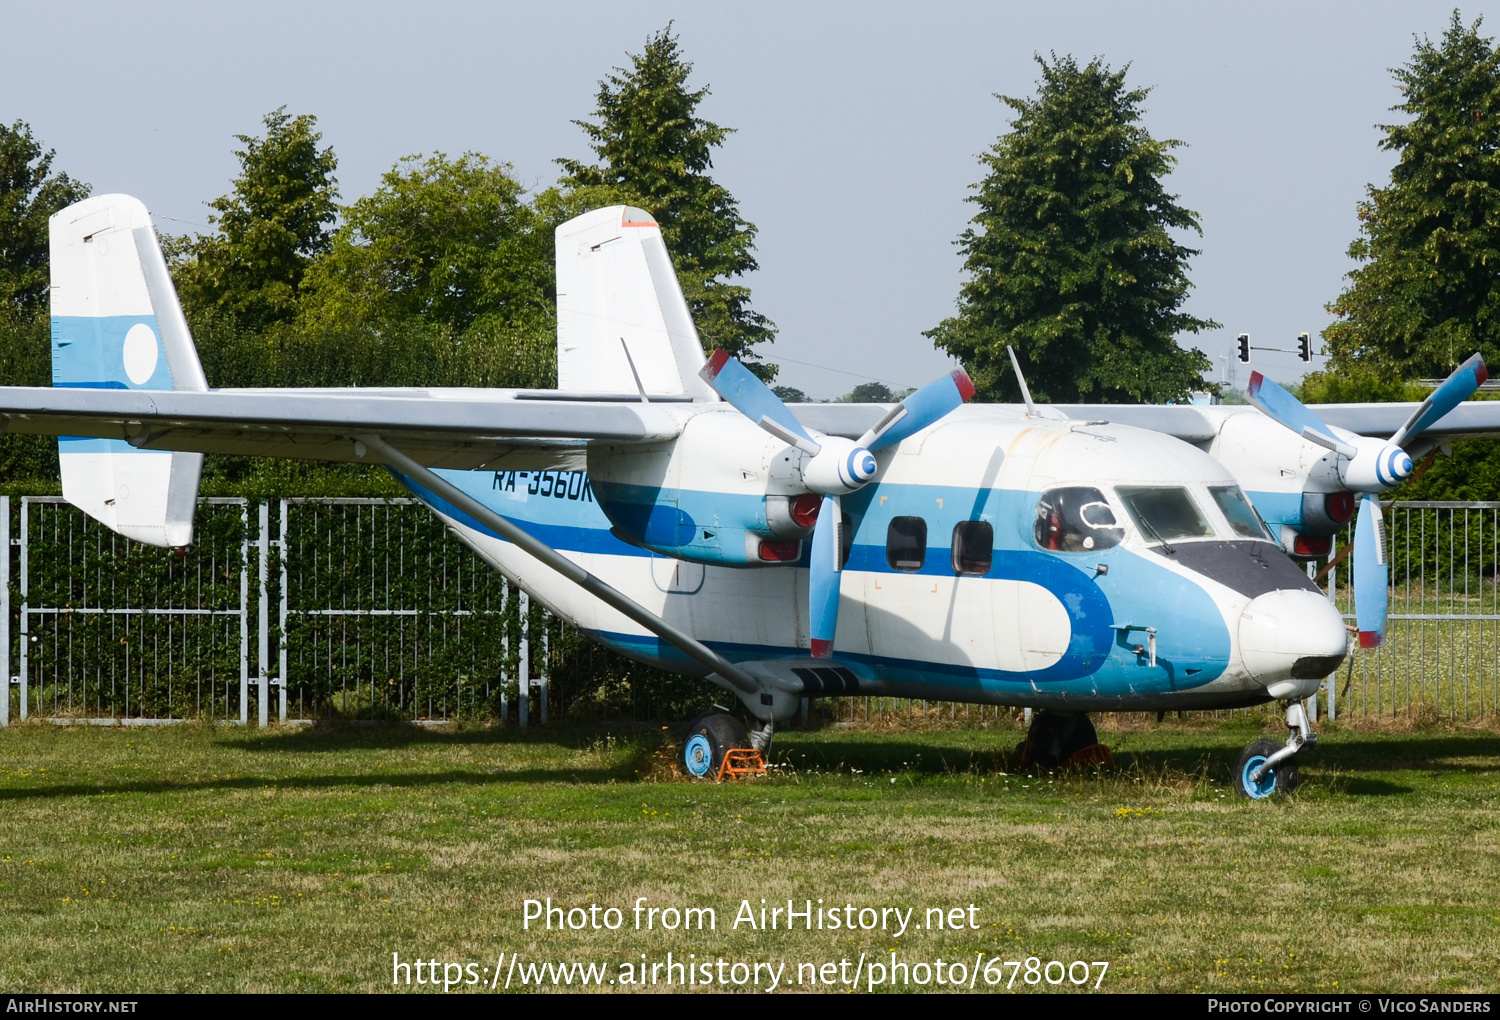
{"left": 357, "top": 434, "right": 760, "bottom": 695}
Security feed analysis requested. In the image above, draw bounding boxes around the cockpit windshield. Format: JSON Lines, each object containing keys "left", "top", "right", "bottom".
{"left": 1116, "top": 486, "right": 1213, "bottom": 543}
{"left": 1209, "top": 485, "right": 1272, "bottom": 540}
{"left": 1034, "top": 487, "right": 1124, "bottom": 552}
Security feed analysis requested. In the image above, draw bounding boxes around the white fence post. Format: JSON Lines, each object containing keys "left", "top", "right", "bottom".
{"left": 239, "top": 501, "right": 249, "bottom": 725}
{"left": 257, "top": 501, "right": 270, "bottom": 727}
{"left": 18, "top": 497, "right": 27, "bottom": 721}
{"left": 278, "top": 499, "right": 289, "bottom": 723}
{"left": 539, "top": 621, "right": 548, "bottom": 724}
{"left": 518, "top": 590, "right": 530, "bottom": 727}
{"left": 1, "top": 496, "right": 8, "bottom": 728}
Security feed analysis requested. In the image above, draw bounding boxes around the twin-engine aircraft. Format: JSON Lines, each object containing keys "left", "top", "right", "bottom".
{"left": 5, "top": 194, "right": 1500, "bottom": 798}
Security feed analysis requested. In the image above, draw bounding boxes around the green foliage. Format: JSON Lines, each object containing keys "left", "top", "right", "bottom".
{"left": 0, "top": 316, "right": 59, "bottom": 489}
{"left": 299, "top": 153, "right": 553, "bottom": 335}
{"left": 841, "top": 381, "right": 895, "bottom": 403}
{"left": 174, "top": 109, "right": 338, "bottom": 330}
{"left": 1297, "top": 366, "right": 1500, "bottom": 503}
{"left": 772, "top": 385, "right": 806, "bottom": 403}
{"left": 559, "top": 25, "right": 776, "bottom": 378}
{"left": 0, "top": 120, "right": 89, "bottom": 322}
{"left": 1325, "top": 13, "right": 1500, "bottom": 377}
{"left": 925, "top": 54, "right": 1216, "bottom": 404}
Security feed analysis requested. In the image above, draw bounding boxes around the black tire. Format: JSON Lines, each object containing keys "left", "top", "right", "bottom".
{"left": 681, "top": 712, "right": 751, "bottom": 780}
{"left": 1026, "top": 711, "right": 1098, "bottom": 767}
{"left": 1233, "top": 738, "right": 1300, "bottom": 799}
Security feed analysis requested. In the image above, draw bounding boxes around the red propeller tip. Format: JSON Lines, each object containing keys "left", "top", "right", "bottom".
{"left": 1476, "top": 360, "right": 1490, "bottom": 386}
{"left": 810, "top": 639, "right": 833, "bottom": 659}
{"left": 1247, "top": 371, "right": 1264, "bottom": 397}
{"left": 1358, "top": 630, "right": 1382, "bottom": 649}
{"left": 701, "top": 349, "right": 730, "bottom": 380}
{"left": 951, "top": 368, "right": 976, "bottom": 402}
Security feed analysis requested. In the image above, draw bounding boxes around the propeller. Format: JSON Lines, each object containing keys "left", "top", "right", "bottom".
{"left": 701, "top": 351, "right": 974, "bottom": 657}
{"left": 1247, "top": 353, "right": 1487, "bottom": 647}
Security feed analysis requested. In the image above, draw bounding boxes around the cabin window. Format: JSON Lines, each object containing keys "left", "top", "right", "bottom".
{"left": 1034, "top": 487, "right": 1123, "bottom": 553}
{"left": 1117, "top": 486, "right": 1213, "bottom": 543}
{"left": 886, "top": 516, "right": 927, "bottom": 570}
{"left": 951, "top": 521, "right": 993, "bottom": 575}
{"left": 1209, "top": 485, "right": 1271, "bottom": 540}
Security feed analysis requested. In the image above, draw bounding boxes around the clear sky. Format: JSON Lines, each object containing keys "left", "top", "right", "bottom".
{"left": 4, "top": 1, "right": 1492, "bottom": 398}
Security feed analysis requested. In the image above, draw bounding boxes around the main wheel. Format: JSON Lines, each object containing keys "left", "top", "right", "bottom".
{"left": 1018, "top": 711, "right": 1098, "bottom": 768}
{"left": 1233, "top": 738, "right": 1300, "bottom": 799}
{"left": 681, "top": 712, "right": 751, "bottom": 780}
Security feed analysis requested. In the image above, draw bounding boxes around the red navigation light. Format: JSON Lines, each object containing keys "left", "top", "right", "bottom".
{"left": 1291, "top": 533, "right": 1332, "bottom": 558}
{"left": 759, "top": 540, "right": 801, "bottom": 562}
{"left": 791, "top": 493, "right": 822, "bottom": 529}
{"left": 1325, "top": 491, "right": 1356, "bottom": 525}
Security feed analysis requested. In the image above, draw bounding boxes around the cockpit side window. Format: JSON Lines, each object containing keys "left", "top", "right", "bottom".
{"left": 1117, "top": 486, "right": 1214, "bottom": 543}
{"left": 1034, "top": 487, "right": 1124, "bottom": 553}
{"left": 1209, "top": 485, "right": 1272, "bottom": 540}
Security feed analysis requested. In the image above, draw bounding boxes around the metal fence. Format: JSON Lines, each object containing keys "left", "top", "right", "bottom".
{"left": 2, "top": 496, "right": 1498, "bottom": 726}
{"left": 1, "top": 496, "right": 707, "bottom": 727}
{"left": 1325, "top": 501, "right": 1500, "bottom": 721}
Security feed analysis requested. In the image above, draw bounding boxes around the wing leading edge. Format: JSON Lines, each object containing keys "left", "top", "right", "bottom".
{"left": 0, "top": 386, "right": 685, "bottom": 471}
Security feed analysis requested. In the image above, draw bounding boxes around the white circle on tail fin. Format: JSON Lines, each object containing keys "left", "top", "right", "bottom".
{"left": 123, "top": 324, "right": 159, "bottom": 385}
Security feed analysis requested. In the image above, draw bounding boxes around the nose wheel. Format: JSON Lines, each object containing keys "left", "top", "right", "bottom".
{"left": 1233, "top": 700, "right": 1315, "bottom": 798}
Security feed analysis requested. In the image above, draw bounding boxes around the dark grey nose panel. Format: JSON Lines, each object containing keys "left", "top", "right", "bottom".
{"left": 1151, "top": 541, "right": 1322, "bottom": 600}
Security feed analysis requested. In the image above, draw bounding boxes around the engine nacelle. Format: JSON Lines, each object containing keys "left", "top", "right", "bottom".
{"left": 1208, "top": 411, "right": 1345, "bottom": 536}
{"left": 588, "top": 409, "right": 817, "bottom": 566}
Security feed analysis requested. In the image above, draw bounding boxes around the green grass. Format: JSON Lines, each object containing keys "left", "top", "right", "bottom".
{"left": 1, "top": 716, "right": 1497, "bottom": 993}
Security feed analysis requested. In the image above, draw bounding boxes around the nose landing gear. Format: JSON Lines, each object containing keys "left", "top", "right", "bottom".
{"left": 1233, "top": 700, "right": 1316, "bottom": 798}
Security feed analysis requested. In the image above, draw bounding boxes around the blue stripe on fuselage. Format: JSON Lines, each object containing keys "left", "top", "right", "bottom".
{"left": 400, "top": 468, "right": 1231, "bottom": 695}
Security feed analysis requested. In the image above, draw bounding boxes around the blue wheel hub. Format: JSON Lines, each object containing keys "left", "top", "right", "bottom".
{"left": 684, "top": 734, "right": 713, "bottom": 778}
{"left": 1240, "top": 755, "right": 1277, "bottom": 799}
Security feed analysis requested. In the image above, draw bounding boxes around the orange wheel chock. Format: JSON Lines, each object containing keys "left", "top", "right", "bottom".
{"left": 717, "top": 748, "right": 767, "bottom": 782}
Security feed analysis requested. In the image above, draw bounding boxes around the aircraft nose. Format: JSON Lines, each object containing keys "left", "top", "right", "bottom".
{"left": 1238, "top": 589, "right": 1348, "bottom": 698}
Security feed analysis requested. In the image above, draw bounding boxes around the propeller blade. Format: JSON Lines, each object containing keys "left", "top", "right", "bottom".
{"left": 858, "top": 368, "right": 976, "bottom": 452}
{"left": 700, "top": 350, "right": 820, "bottom": 454}
{"left": 1247, "top": 372, "right": 1356, "bottom": 457}
{"left": 1391, "top": 353, "right": 1488, "bottom": 448}
{"left": 1353, "top": 493, "right": 1389, "bottom": 648}
{"left": 808, "top": 494, "right": 842, "bottom": 658}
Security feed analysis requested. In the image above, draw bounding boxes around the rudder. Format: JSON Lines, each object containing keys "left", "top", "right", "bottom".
{"left": 555, "top": 205, "right": 715, "bottom": 400}
{"left": 50, "top": 194, "right": 206, "bottom": 548}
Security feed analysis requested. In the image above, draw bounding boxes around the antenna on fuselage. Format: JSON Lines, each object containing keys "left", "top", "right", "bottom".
{"left": 1007, "top": 346, "right": 1037, "bottom": 417}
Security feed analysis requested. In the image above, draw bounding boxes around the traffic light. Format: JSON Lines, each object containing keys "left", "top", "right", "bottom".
{"left": 1297, "top": 332, "right": 1312, "bottom": 362}
{"left": 1237, "top": 333, "right": 1250, "bottom": 363}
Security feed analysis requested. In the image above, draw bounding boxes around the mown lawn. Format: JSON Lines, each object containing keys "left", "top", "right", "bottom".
{"left": 0, "top": 715, "right": 1496, "bottom": 993}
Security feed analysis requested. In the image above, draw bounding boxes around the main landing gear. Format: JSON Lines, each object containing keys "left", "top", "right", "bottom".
{"left": 1233, "top": 700, "right": 1316, "bottom": 799}
{"left": 681, "top": 711, "right": 774, "bottom": 780}
{"left": 1012, "top": 711, "right": 1114, "bottom": 769}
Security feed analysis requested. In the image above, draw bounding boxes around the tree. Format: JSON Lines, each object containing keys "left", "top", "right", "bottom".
{"left": 174, "top": 108, "right": 338, "bottom": 329}
{"left": 924, "top": 55, "right": 1215, "bottom": 404}
{"left": 1324, "top": 12, "right": 1500, "bottom": 378}
{"left": 842, "top": 381, "right": 895, "bottom": 403}
{"left": 559, "top": 25, "right": 776, "bottom": 377}
{"left": 0, "top": 121, "right": 89, "bottom": 322}
{"left": 299, "top": 153, "right": 553, "bottom": 334}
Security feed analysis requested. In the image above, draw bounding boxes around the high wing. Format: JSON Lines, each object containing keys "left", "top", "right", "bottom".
{"left": 1046, "top": 402, "right": 1500, "bottom": 447}
{"left": 0, "top": 384, "right": 685, "bottom": 471}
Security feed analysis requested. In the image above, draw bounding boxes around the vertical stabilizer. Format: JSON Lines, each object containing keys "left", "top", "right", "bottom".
{"left": 555, "top": 206, "right": 715, "bottom": 400}
{"left": 50, "top": 195, "right": 206, "bottom": 548}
